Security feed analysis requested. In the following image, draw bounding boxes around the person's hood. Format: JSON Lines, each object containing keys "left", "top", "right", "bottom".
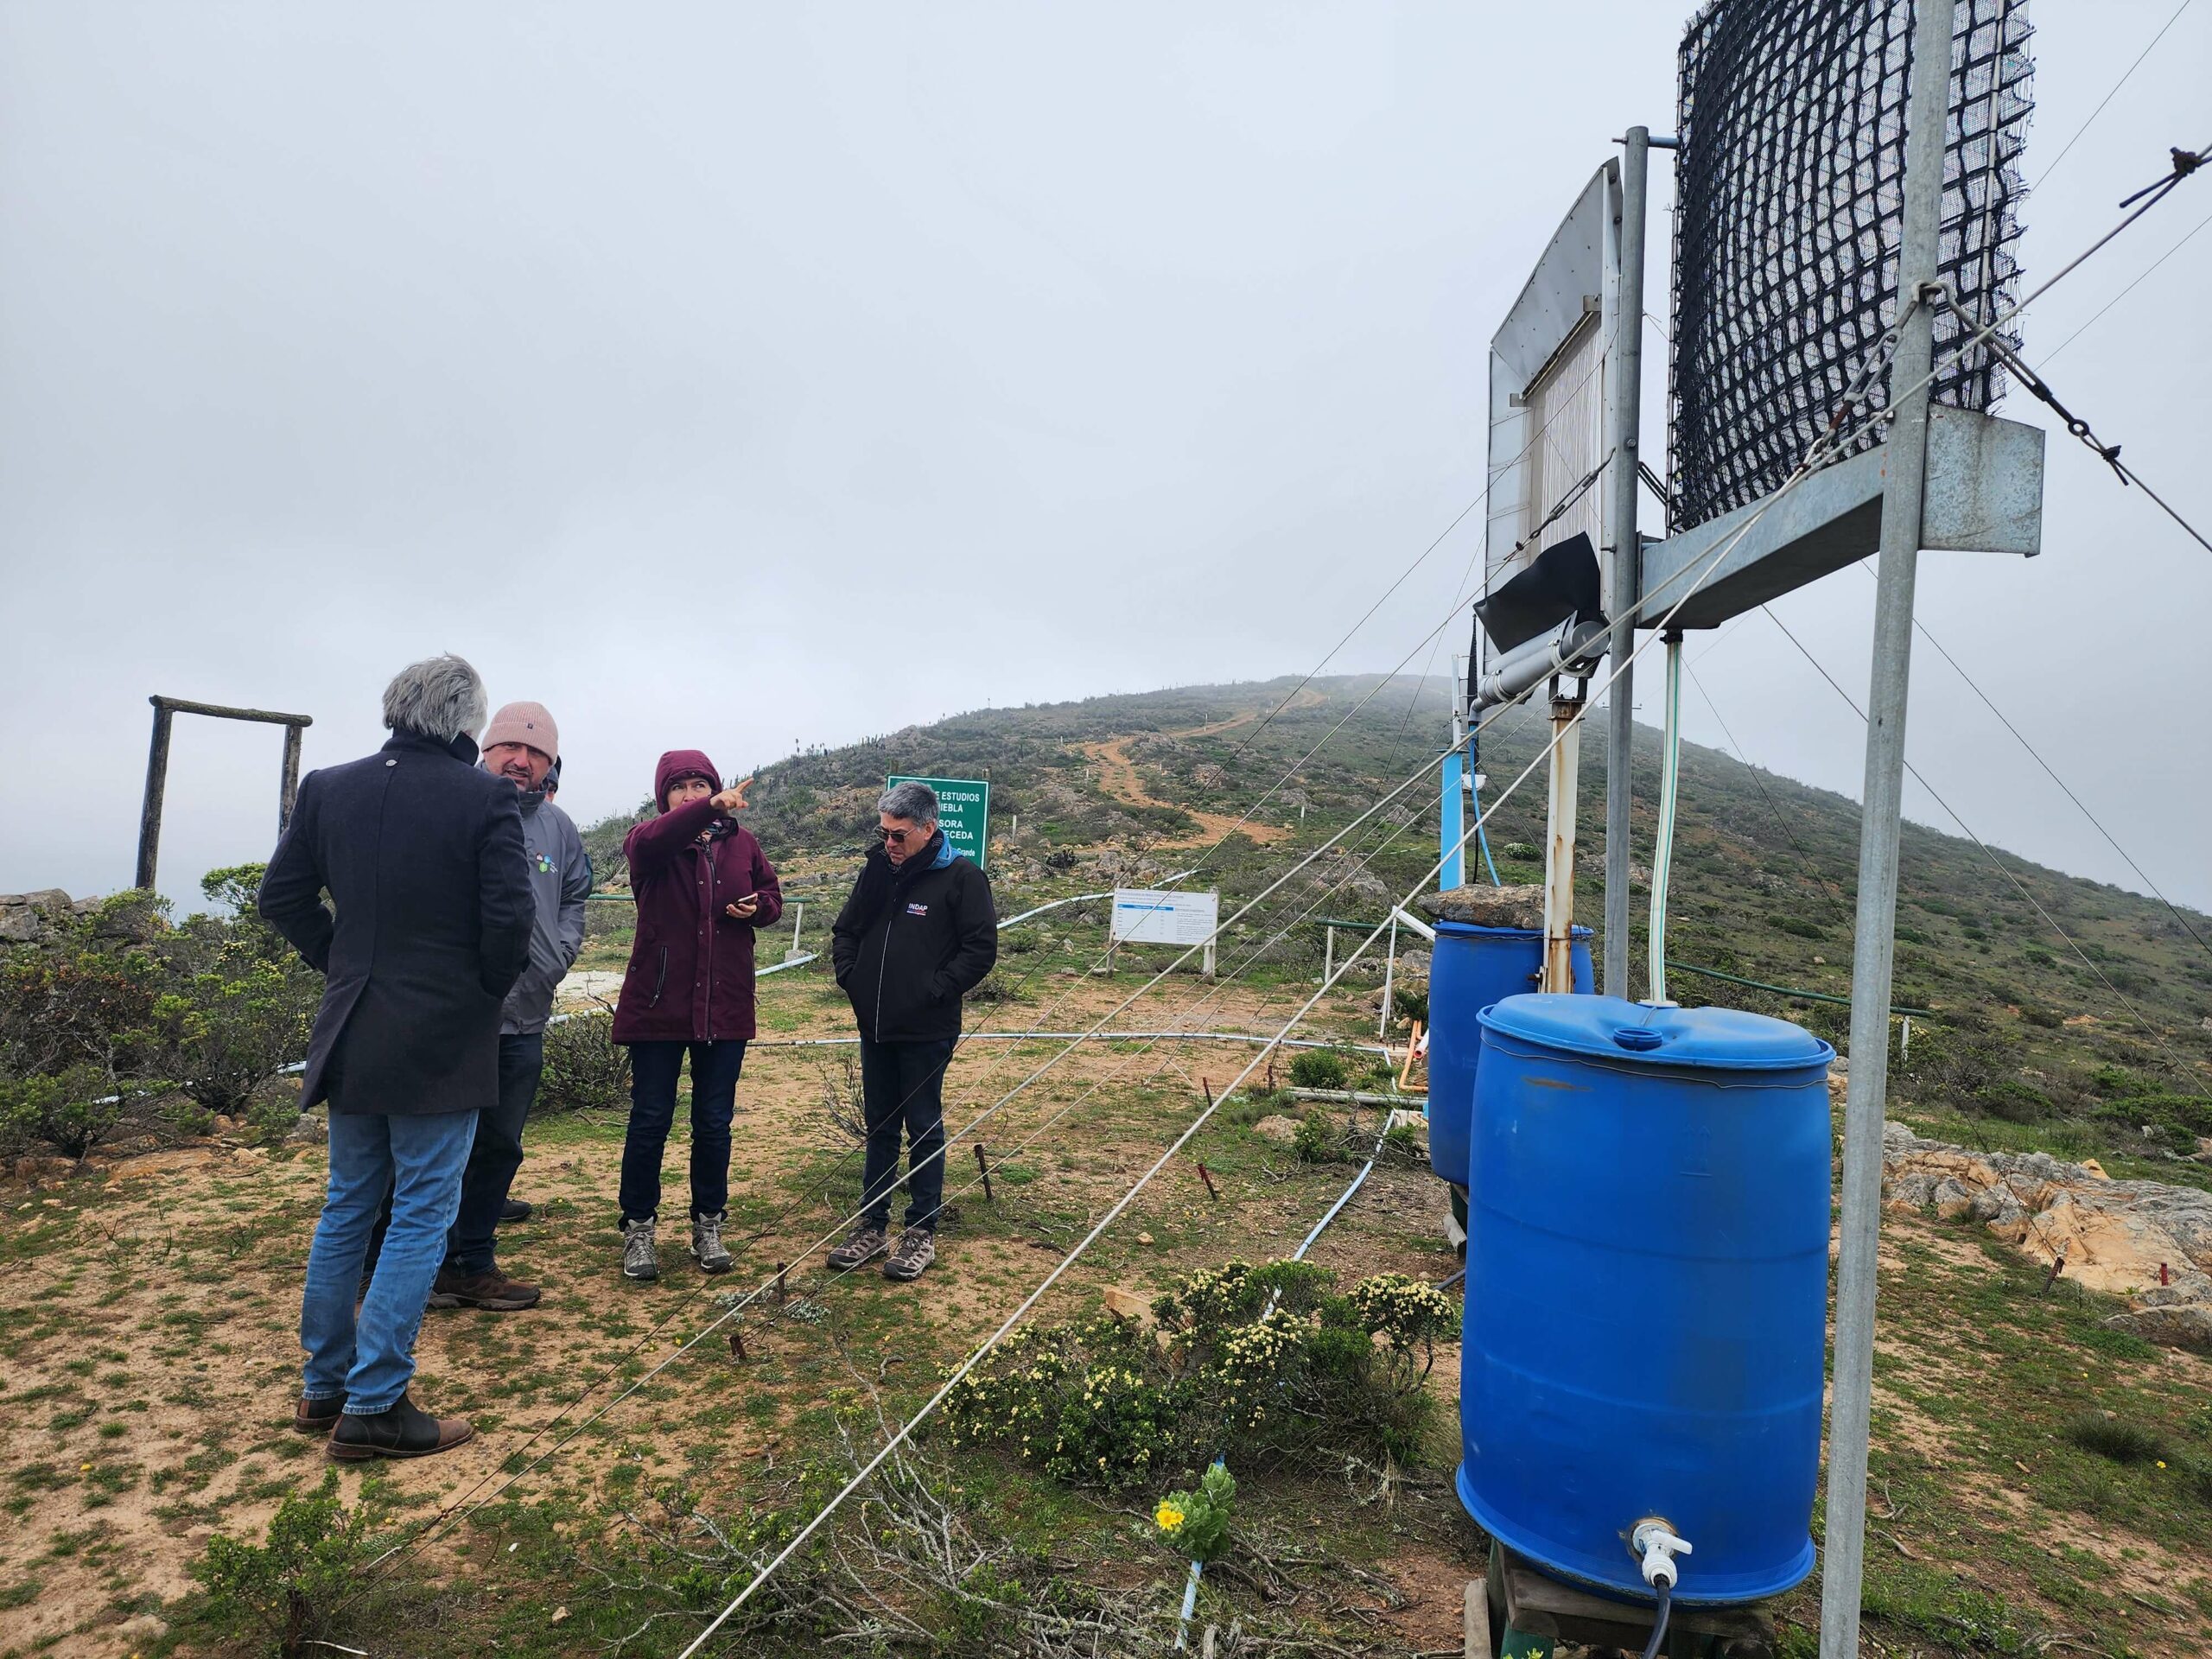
{"left": 652, "top": 749, "right": 720, "bottom": 812}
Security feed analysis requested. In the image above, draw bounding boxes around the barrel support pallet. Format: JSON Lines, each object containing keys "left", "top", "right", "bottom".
{"left": 1465, "top": 1547, "right": 1775, "bottom": 1659}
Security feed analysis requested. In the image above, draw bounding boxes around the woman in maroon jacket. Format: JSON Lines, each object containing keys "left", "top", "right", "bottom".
{"left": 612, "top": 749, "right": 782, "bottom": 1281}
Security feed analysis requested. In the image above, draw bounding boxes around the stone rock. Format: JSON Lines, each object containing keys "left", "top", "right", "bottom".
{"left": 107, "top": 1147, "right": 215, "bottom": 1179}
{"left": 2101, "top": 1304, "right": 2212, "bottom": 1354}
{"left": 288, "top": 1110, "right": 328, "bottom": 1144}
{"left": 11, "top": 1155, "right": 76, "bottom": 1185}
{"left": 113, "top": 1613, "right": 168, "bottom": 1642}
{"left": 0, "top": 906, "right": 44, "bottom": 944}
{"left": 1885, "top": 1122, "right": 2212, "bottom": 1351}
{"left": 1135, "top": 1231, "right": 1155, "bottom": 1246}
{"left": 1101, "top": 1287, "right": 1152, "bottom": 1322}
{"left": 1252, "top": 1115, "right": 1302, "bottom": 1146}
{"left": 1421, "top": 884, "right": 1547, "bottom": 930}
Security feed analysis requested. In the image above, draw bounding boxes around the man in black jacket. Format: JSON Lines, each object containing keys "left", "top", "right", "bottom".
{"left": 259, "top": 654, "right": 533, "bottom": 1461}
{"left": 826, "top": 780, "right": 996, "bottom": 1281}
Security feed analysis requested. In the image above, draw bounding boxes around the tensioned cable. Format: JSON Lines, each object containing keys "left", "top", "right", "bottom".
{"left": 1757, "top": 603, "right": 2206, "bottom": 1090}
{"left": 2041, "top": 207, "right": 2210, "bottom": 363}
{"left": 1852, "top": 563, "right": 2212, "bottom": 964}
{"left": 672, "top": 305, "right": 1931, "bottom": 1654}
{"left": 2030, "top": 0, "right": 2195, "bottom": 189}
{"left": 671, "top": 181, "right": 2201, "bottom": 1637}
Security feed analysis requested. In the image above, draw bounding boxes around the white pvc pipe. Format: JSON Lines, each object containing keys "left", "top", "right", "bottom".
{"left": 1648, "top": 634, "right": 1684, "bottom": 1004}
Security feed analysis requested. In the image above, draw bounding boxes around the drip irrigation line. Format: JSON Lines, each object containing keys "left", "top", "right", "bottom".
{"left": 1853, "top": 563, "right": 2212, "bottom": 966}
{"left": 1757, "top": 604, "right": 2205, "bottom": 1091}
{"left": 2031, "top": 0, "right": 2195, "bottom": 189}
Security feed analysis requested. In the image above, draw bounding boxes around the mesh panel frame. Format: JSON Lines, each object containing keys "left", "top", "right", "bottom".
{"left": 1669, "top": 0, "right": 2034, "bottom": 531}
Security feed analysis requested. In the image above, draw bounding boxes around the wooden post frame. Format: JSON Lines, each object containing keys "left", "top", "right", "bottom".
{"left": 134, "top": 695, "right": 315, "bottom": 893}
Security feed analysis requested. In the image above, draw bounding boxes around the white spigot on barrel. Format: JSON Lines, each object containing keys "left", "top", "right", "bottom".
{"left": 1631, "top": 1519, "right": 1693, "bottom": 1589}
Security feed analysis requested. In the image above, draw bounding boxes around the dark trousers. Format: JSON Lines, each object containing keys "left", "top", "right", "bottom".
{"left": 363, "top": 1030, "right": 543, "bottom": 1277}
{"left": 857, "top": 1035, "right": 956, "bottom": 1233}
{"left": 620, "top": 1039, "right": 745, "bottom": 1224}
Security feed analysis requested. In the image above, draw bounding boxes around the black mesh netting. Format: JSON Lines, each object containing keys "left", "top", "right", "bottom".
{"left": 1668, "top": 0, "right": 2034, "bottom": 531}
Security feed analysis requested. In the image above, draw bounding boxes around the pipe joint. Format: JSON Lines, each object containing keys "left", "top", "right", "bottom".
{"left": 1630, "top": 1519, "right": 1693, "bottom": 1589}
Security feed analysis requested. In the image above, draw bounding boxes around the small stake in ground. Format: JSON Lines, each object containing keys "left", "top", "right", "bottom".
{"left": 728, "top": 1325, "right": 747, "bottom": 1362}
{"left": 975, "top": 1142, "right": 995, "bottom": 1201}
{"left": 2042, "top": 1244, "right": 2069, "bottom": 1296}
{"left": 1194, "top": 1160, "right": 1219, "bottom": 1201}
{"left": 774, "top": 1262, "right": 788, "bottom": 1304}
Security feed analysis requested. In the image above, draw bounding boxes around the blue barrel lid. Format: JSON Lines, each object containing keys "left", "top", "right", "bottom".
{"left": 1478, "top": 993, "right": 1834, "bottom": 1071}
{"left": 1435, "top": 921, "right": 1594, "bottom": 939}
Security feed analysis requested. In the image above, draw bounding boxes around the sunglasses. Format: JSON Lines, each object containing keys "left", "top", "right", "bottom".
{"left": 876, "top": 826, "right": 919, "bottom": 844}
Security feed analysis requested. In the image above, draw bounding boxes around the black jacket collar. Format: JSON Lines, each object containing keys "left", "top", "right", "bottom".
{"left": 383, "top": 729, "right": 480, "bottom": 766}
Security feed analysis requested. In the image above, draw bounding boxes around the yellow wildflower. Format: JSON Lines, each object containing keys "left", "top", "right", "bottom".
{"left": 1156, "top": 1501, "right": 1185, "bottom": 1531}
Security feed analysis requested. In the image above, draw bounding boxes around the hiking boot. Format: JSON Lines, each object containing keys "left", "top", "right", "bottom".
{"left": 690, "top": 1212, "right": 734, "bottom": 1274}
{"left": 621, "top": 1217, "right": 658, "bottom": 1281}
{"left": 883, "top": 1227, "right": 937, "bottom": 1282}
{"left": 427, "top": 1264, "right": 542, "bottom": 1311}
{"left": 292, "top": 1394, "right": 346, "bottom": 1436}
{"left": 825, "top": 1224, "right": 888, "bottom": 1272}
{"left": 327, "top": 1392, "right": 474, "bottom": 1463}
{"left": 499, "top": 1198, "right": 533, "bottom": 1224}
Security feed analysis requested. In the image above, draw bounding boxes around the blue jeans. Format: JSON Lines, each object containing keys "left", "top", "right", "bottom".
{"left": 361, "top": 1031, "right": 544, "bottom": 1276}
{"left": 302, "top": 1109, "right": 478, "bottom": 1413}
{"left": 620, "top": 1040, "right": 745, "bottom": 1224}
{"left": 858, "top": 1036, "right": 955, "bottom": 1232}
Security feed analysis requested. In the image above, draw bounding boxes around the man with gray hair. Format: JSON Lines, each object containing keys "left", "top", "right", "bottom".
{"left": 826, "top": 779, "right": 997, "bottom": 1281}
{"left": 259, "top": 653, "right": 533, "bottom": 1461}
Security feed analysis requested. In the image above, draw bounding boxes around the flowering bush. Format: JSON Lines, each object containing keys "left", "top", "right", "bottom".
{"left": 938, "top": 1260, "right": 1456, "bottom": 1488}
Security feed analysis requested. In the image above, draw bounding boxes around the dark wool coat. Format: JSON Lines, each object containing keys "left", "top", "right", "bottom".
{"left": 830, "top": 833, "right": 998, "bottom": 1043}
{"left": 259, "top": 730, "right": 534, "bottom": 1116}
{"left": 610, "top": 760, "right": 784, "bottom": 1045}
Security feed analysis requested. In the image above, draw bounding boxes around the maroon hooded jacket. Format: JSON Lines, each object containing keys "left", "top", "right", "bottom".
{"left": 611, "top": 749, "right": 784, "bottom": 1044}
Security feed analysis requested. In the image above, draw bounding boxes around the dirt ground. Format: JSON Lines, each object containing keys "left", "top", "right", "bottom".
{"left": 7, "top": 957, "right": 2212, "bottom": 1657}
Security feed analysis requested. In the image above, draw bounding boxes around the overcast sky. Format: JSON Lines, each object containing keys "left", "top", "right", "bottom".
{"left": 2, "top": 2, "right": 2206, "bottom": 914}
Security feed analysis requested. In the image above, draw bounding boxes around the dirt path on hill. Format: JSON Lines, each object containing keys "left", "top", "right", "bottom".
{"left": 1076, "top": 690, "right": 1323, "bottom": 847}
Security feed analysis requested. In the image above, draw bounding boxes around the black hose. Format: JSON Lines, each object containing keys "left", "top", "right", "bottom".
{"left": 1641, "top": 1580, "right": 1673, "bottom": 1659}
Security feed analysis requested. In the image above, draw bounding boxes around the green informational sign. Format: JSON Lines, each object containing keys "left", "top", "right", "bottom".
{"left": 887, "top": 775, "right": 991, "bottom": 868}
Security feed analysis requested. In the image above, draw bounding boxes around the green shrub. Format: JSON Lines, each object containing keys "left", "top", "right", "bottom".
{"left": 939, "top": 1260, "right": 1454, "bottom": 1486}
{"left": 1287, "top": 1049, "right": 1348, "bottom": 1090}
{"left": 1154, "top": 1463, "right": 1236, "bottom": 1564}
{"left": 537, "top": 1012, "right": 631, "bottom": 1115}
{"left": 0, "top": 935, "right": 161, "bottom": 1077}
{"left": 1391, "top": 982, "right": 1429, "bottom": 1026}
{"left": 0, "top": 1066, "right": 143, "bottom": 1160}
{"left": 1291, "top": 1112, "right": 1341, "bottom": 1164}
{"left": 1773, "top": 916, "right": 1825, "bottom": 940}
{"left": 149, "top": 936, "right": 318, "bottom": 1116}
{"left": 1977, "top": 1079, "right": 2052, "bottom": 1124}
{"left": 191, "top": 1471, "right": 389, "bottom": 1657}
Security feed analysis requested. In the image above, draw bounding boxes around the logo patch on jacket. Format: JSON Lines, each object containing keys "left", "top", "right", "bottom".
{"left": 534, "top": 853, "right": 555, "bottom": 874}
{"left": 906, "top": 902, "right": 929, "bottom": 916}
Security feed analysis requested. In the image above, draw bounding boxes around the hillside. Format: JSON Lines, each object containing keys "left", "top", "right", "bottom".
{"left": 585, "top": 674, "right": 2212, "bottom": 1178}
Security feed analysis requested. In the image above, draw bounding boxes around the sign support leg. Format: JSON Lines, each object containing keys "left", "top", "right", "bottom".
{"left": 1602, "top": 127, "right": 1650, "bottom": 1001}
{"left": 1541, "top": 687, "right": 1584, "bottom": 994}
{"left": 1821, "top": 2, "right": 1951, "bottom": 1652}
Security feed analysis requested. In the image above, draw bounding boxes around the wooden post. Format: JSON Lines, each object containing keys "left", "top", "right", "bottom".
{"left": 279, "top": 721, "right": 305, "bottom": 833}
{"left": 136, "top": 701, "right": 175, "bottom": 892}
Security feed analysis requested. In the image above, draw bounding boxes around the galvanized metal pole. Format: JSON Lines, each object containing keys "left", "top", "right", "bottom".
{"left": 135, "top": 700, "right": 175, "bottom": 892}
{"left": 1821, "top": 2, "right": 1953, "bottom": 1653}
{"left": 1602, "top": 129, "right": 1650, "bottom": 1001}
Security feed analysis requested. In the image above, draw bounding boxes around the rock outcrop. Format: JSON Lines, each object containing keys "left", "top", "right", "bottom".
{"left": 1883, "top": 1123, "right": 2212, "bottom": 1352}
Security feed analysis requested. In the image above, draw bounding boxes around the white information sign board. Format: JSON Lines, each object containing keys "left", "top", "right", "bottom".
{"left": 1110, "top": 888, "right": 1219, "bottom": 947}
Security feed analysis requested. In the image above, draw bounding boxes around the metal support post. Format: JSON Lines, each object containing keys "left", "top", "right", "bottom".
{"left": 1323, "top": 925, "right": 1336, "bottom": 985}
{"left": 788, "top": 901, "right": 805, "bottom": 962}
{"left": 1602, "top": 127, "right": 1650, "bottom": 1001}
{"left": 1541, "top": 681, "right": 1585, "bottom": 994}
{"left": 135, "top": 703, "right": 175, "bottom": 892}
{"left": 1821, "top": 2, "right": 1953, "bottom": 1652}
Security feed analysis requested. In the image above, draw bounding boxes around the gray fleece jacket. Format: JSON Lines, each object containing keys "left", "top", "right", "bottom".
{"left": 504, "top": 787, "right": 591, "bottom": 1034}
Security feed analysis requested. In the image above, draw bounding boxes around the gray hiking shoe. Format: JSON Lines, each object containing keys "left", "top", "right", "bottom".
{"left": 825, "top": 1224, "right": 888, "bottom": 1272}
{"left": 621, "top": 1217, "right": 658, "bottom": 1281}
{"left": 690, "top": 1212, "right": 734, "bottom": 1274}
{"left": 883, "top": 1227, "right": 937, "bottom": 1282}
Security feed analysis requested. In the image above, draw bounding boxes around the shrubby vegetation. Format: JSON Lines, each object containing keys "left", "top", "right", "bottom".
{"left": 0, "top": 864, "right": 320, "bottom": 1160}
{"left": 939, "top": 1259, "right": 1456, "bottom": 1486}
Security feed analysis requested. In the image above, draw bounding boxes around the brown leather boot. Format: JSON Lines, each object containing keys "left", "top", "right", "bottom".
{"left": 292, "top": 1394, "right": 346, "bottom": 1435}
{"left": 327, "top": 1393, "right": 474, "bottom": 1462}
{"left": 426, "top": 1264, "right": 542, "bottom": 1311}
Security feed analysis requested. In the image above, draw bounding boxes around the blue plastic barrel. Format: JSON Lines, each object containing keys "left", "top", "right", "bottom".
{"left": 1457, "top": 995, "right": 1833, "bottom": 1605}
{"left": 1425, "top": 924, "right": 1590, "bottom": 1187}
